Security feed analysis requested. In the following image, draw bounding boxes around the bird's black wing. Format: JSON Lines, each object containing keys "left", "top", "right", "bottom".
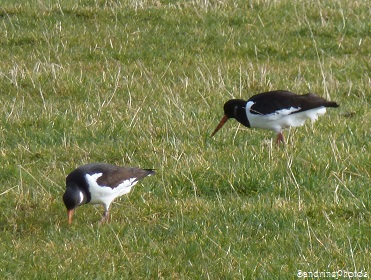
{"left": 248, "top": 90, "right": 338, "bottom": 115}
{"left": 96, "top": 166, "right": 155, "bottom": 189}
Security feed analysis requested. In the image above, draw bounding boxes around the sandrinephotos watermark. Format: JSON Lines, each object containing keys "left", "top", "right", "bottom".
{"left": 297, "top": 269, "right": 368, "bottom": 279}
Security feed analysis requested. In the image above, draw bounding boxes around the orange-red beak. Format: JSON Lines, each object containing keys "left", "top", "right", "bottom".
{"left": 211, "top": 115, "right": 229, "bottom": 137}
{"left": 67, "top": 209, "right": 74, "bottom": 225}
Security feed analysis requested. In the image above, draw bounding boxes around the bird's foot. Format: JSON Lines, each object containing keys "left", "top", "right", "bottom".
{"left": 99, "top": 211, "right": 110, "bottom": 225}
{"left": 276, "top": 133, "right": 285, "bottom": 146}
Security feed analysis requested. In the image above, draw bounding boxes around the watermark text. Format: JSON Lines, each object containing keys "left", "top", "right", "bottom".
{"left": 297, "top": 270, "right": 368, "bottom": 279}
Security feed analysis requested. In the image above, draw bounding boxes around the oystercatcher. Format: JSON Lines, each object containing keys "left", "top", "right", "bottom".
{"left": 63, "top": 163, "right": 155, "bottom": 224}
{"left": 211, "top": 90, "right": 339, "bottom": 144}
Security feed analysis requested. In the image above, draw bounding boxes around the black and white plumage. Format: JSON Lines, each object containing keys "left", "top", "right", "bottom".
{"left": 63, "top": 163, "right": 155, "bottom": 224}
{"left": 211, "top": 90, "right": 339, "bottom": 144}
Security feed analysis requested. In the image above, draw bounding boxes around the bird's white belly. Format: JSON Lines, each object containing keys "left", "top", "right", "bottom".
{"left": 248, "top": 106, "right": 327, "bottom": 132}
{"left": 85, "top": 173, "right": 137, "bottom": 207}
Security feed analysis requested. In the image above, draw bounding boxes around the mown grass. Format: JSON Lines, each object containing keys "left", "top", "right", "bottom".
{"left": 0, "top": 0, "right": 369, "bottom": 279}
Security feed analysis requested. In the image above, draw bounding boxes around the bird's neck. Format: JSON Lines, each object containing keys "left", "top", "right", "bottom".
{"left": 234, "top": 106, "right": 250, "bottom": 127}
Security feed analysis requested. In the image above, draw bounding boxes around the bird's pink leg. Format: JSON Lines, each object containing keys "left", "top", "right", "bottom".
{"left": 276, "top": 132, "right": 285, "bottom": 145}
{"left": 99, "top": 209, "right": 110, "bottom": 224}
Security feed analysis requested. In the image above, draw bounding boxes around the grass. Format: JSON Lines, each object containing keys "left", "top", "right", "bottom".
{"left": 0, "top": 0, "right": 369, "bottom": 278}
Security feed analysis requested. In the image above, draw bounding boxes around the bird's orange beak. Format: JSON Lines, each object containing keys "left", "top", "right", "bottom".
{"left": 211, "top": 115, "right": 229, "bottom": 137}
{"left": 67, "top": 209, "right": 74, "bottom": 225}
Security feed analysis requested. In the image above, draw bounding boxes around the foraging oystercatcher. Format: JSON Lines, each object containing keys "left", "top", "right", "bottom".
{"left": 211, "top": 90, "right": 339, "bottom": 144}
{"left": 63, "top": 163, "right": 155, "bottom": 224}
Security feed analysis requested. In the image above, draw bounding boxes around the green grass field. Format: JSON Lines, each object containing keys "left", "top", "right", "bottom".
{"left": 0, "top": 0, "right": 369, "bottom": 278}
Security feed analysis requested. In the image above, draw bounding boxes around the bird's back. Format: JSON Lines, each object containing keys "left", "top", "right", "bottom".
{"left": 248, "top": 90, "right": 339, "bottom": 115}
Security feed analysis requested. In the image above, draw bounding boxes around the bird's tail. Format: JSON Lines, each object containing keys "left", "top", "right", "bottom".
{"left": 144, "top": 169, "right": 156, "bottom": 176}
{"left": 326, "top": 101, "right": 340, "bottom": 108}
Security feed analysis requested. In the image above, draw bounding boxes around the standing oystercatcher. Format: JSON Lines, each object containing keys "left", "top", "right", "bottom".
{"left": 211, "top": 90, "right": 339, "bottom": 144}
{"left": 63, "top": 163, "right": 155, "bottom": 224}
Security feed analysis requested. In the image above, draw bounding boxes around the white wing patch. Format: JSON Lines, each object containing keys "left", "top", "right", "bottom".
{"left": 264, "top": 107, "right": 302, "bottom": 120}
{"left": 85, "top": 173, "right": 138, "bottom": 210}
{"left": 246, "top": 101, "right": 327, "bottom": 133}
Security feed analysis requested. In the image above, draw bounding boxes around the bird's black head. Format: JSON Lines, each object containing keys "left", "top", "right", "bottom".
{"left": 223, "top": 99, "right": 250, "bottom": 127}
{"left": 223, "top": 99, "right": 245, "bottom": 118}
{"left": 63, "top": 183, "right": 85, "bottom": 210}
{"left": 211, "top": 99, "right": 250, "bottom": 137}
{"left": 63, "top": 182, "right": 88, "bottom": 225}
